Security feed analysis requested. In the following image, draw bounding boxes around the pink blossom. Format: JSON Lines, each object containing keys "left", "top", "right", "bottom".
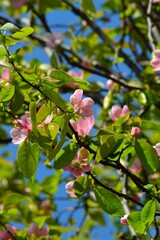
{"left": 70, "top": 89, "right": 94, "bottom": 117}
{"left": 64, "top": 147, "right": 92, "bottom": 177}
{"left": 129, "top": 159, "right": 143, "bottom": 174}
{"left": 10, "top": 112, "right": 32, "bottom": 144}
{"left": 120, "top": 215, "right": 128, "bottom": 225}
{"left": 109, "top": 105, "right": 130, "bottom": 121}
{"left": 82, "top": 58, "right": 91, "bottom": 69}
{"left": 28, "top": 222, "right": 49, "bottom": 238}
{"left": 153, "top": 0, "right": 160, "bottom": 2}
{"left": 153, "top": 143, "right": 160, "bottom": 157}
{"left": 70, "top": 115, "right": 94, "bottom": 136}
{"left": 65, "top": 180, "right": 77, "bottom": 198}
{"left": 131, "top": 127, "right": 141, "bottom": 137}
{"left": 150, "top": 50, "right": 160, "bottom": 71}
{"left": 66, "top": 70, "right": 84, "bottom": 89}
{"left": 0, "top": 224, "right": 16, "bottom": 240}
{"left": 106, "top": 79, "right": 115, "bottom": 89}
{"left": 11, "top": 0, "right": 26, "bottom": 8}
{"left": 1, "top": 68, "right": 10, "bottom": 80}
{"left": 68, "top": 70, "right": 84, "bottom": 79}
{"left": 46, "top": 32, "right": 64, "bottom": 48}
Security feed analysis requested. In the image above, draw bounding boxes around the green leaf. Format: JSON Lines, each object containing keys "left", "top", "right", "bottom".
{"left": 41, "top": 82, "right": 67, "bottom": 111}
{"left": 35, "top": 128, "right": 54, "bottom": 152}
{"left": 128, "top": 211, "right": 145, "bottom": 234}
{"left": 141, "top": 199, "right": 156, "bottom": 225}
{"left": 95, "top": 135, "right": 122, "bottom": 162}
{"left": 82, "top": 0, "right": 96, "bottom": 20}
{"left": 12, "top": 26, "right": 34, "bottom": 39}
{"left": 94, "top": 186, "right": 124, "bottom": 217}
{"left": 4, "top": 193, "right": 29, "bottom": 209}
{"left": 73, "top": 176, "right": 90, "bottom": 197}
{"left": 44, "top": 122, "right": 59, "bottom": 140}
{"left": 17, "top": 141, "right": 40, "bottom": 178}
{"left": 41, "top": 171, "right": 62, "bottom": 195}
{"left": 36, "top": 101, "right": 55, "bottom": 124}
{"left": 141, "top": 120, "right": 160, "bottom": 131}
{"left": 47, "top": 114, "right": 70, "bottom": 162}
{"left": 29, "top": 102, "right": 37, "bottom": 135}
{"left": 134, "top": 138, "right": 159, "bottom": 174}
{"left": 0, "top": 22, "right": 20, "bottom": 32}
{"left": 0, "top": 85, "right": 15, "bottom": 102}
{"left": 0, "top": 45, "right": 6, "bottom": 59}
{"left": 54, "top": 143, "right": 78, "bottom": 169}
{"left": 49, "top": 69, "right": 87, "bottom": 85}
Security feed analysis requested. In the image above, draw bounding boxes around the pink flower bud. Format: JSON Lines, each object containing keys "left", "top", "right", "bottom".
{"left": 131, "top": 127, "right": 141, "bottom": 137}
{"left": 106, "top": 79, "right": 115, "bottom": 89}
{"left": 120, "top": 215, "right": 128, "bottom": 225}
{"left": 109, "top": 105, "right": 130, "bottom": 121}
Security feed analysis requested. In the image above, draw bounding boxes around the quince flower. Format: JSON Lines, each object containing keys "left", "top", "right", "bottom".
{"left": 10, "top": 112, "right": 32, "bottom": 144}
{"left": 109, "top": 105, "right": 130, "bottom": 121}
{"left": 46, "top": 32, "right": 64, "bottom": 48}
{"left": 0, "top": 224, "right": 16, "bottom": 240}
{"left": 150, "top": 50, "right": 160, "bottom": 71}
{"left": 64, "top": 147, "right": 92, "bottom": 177}
{"left": 70, "top": 115, "right": 94, "bottom": 136}
{"left": 65, "top": 180, "right": 77, "bottom": 198}
{"left": 28, "top": 222, "right": 49, "bottom": 238}
{"left": 11, "top": 0, "right": 26, "bottom": 8}
{"left": 70, "top": 89, "right": 94, "bottom": 117}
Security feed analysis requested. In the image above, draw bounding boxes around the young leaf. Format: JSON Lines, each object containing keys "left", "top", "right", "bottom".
{"left": 134, "top": 138, "right": 159, "bottom": 174}
{"left": 12, "top": 26, "right": 34, "bottom": 39}
{"left": 128, "top": 211, "right": 145, "bottom": 234}
{"left": 54, "top": 143, "right": 78, "bottom": 169}
{"left": 36, "top": 101, "right": 55, "bottom": 125}
{"left": 17, "top": 141, "right": 40, "bottom": 178}
{"left": 41, "top": 82, "right": 67, "bottom": 111}
{"left": 95, "top": 135, "right": 119, "bottom": 162}
{"left": 94, "top": 186, "right": 124, "bottom": 217}
{"left": 81, "top": 0, "right": 96, "bottom": 20}
{"left": 0, "top": 85, "right": 15, "bottom": 102}
{"left": 73, "top": 176, "right": 90, "bottom": 197}
{"left": 141, "top": 199, "right": 156, "bottom": 225}
{"left": 0, "top": 22, "right": 20, "bottom": 32}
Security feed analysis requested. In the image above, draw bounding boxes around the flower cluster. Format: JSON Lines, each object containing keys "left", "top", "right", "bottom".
{"left": 109, "top": 105, "right": 130, "bottom": 122}
{"left": 64, "top": 148, "right": 92, "bottom": 197}
{"left": 70, "top": 89, "right": 94, "bottom": 136}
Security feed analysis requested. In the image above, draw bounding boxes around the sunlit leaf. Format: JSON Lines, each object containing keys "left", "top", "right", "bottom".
{"left": 94, "top": 186, "right": 124, "bottom": 217}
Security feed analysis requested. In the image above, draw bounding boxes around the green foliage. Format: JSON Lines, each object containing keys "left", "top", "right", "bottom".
{"left": 0, "top": 0, "right": 160, "bottom": 238}
{"left": 94, "top": 186, "right": 124, "bottom": 217}
{"left": 17, "top": 141, "right": 40, "bottom": 178}
{"left": 134, "top": 138, "right": 159, "bottom": 174}
{"left": 54, "top": 143, "right": 78, "bottom": 169}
